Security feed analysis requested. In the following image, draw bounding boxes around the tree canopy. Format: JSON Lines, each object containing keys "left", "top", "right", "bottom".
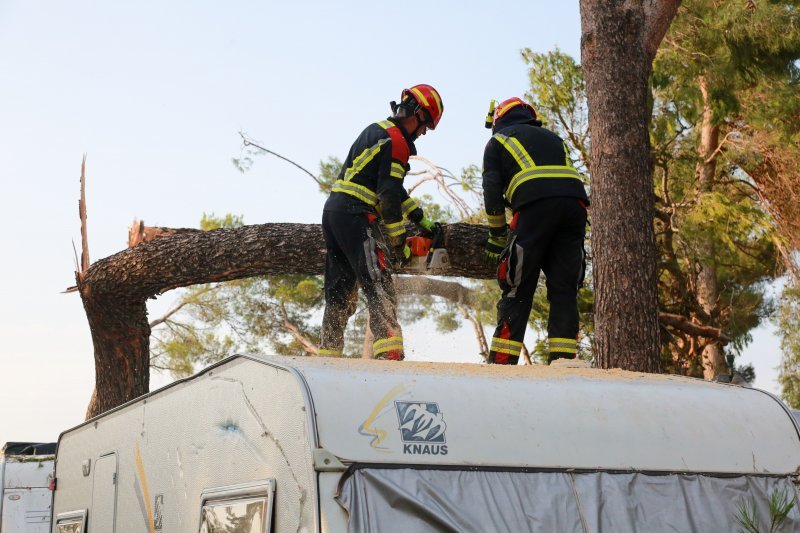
{"left": 152, "top": 1, "right": 800, "bottom": 389}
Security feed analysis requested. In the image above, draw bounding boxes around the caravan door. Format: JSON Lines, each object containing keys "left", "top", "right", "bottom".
{"left": 90, "top": 452, "right": 118, "bottom": 532}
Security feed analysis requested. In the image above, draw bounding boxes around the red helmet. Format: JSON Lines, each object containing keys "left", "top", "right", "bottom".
{"left": 401, "top": 84, "right": 444, "bottom": 129}
{"left": 489, "top": 97, "right": 537, "bottom": 128}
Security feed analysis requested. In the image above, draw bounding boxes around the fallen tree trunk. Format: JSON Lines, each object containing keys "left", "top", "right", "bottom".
{"left": 79, "top": 219, "right": 734, "bottom": 418}
{"left": 78, "top": 222, "right": 493, "bottom": 418}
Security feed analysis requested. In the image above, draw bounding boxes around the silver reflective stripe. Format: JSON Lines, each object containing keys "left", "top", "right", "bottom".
{"left": 487, "top": 213, "right": 506, "bottom": 228}
{"left": 332, "top": 180, "right": 378, "bottom": 206}
{"left": 363, "top": 229, "right": 381, "bottom": 282}
{"left": 505, "top": 166, "right": 582, "bottom": 200}
{"left": 390, "top": 162, "right": 405, "bottom": 179}
{"left": 494, "top": 133, "right": 535, "bottom": 169}
{"left": 402, "top": 198, "right": 419, "bottom": 218}
{"left": 508, "top": 242, "right": 524, "bottom": 299}
{"left": 549, "top": 338, "right": 578, "bottom": 354}
{"left": 344, "top": 137, "right": 391, "bottom": 182}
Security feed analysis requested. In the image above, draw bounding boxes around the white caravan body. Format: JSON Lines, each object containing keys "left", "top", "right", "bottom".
{"left": 52, "top": 355, "right": 800, "bottom": 532}
{"left": 0, "top": 443, "right": 55, "bottom": 533}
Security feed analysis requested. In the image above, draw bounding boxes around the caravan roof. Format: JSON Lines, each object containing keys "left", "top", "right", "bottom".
{"left": 276, "top": 355, "right": 800, "bottom": 474}
{"left": 68, "top": 354, "right": 800, "bottom": 475}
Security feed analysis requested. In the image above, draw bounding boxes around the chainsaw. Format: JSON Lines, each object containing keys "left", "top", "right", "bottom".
{"left": 405, "top": 223, "right": 450, "bottom": 274}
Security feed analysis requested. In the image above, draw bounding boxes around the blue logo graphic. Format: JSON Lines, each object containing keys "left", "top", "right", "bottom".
{"left": 395, "top": 401, "right": 447, "bottom": 443}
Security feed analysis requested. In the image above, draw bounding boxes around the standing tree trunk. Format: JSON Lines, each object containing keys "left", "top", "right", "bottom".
{"left": 695, "top": 76, "right": 728, "bottom": 379}
{"left": 580, "top": 0, "right": 681, "bottom": 372}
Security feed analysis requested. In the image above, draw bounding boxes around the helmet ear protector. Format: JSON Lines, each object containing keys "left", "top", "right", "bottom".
{"left": 390, "top": 95, "right": 417, "bottom": 117}
{"left": 391, "top": 95, "right": 432, "bottom": 126}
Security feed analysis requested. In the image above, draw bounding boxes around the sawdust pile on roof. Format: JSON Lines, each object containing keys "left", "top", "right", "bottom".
{"left": 256, "top": 354, "right": 713, "bottom": 386}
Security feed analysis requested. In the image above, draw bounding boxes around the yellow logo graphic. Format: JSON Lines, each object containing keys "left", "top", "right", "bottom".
{"left": 358, "top": 383, "right": 405, "bottom": 450}
{"left": 134, "top": 443, "right": 156, "bottom": 533}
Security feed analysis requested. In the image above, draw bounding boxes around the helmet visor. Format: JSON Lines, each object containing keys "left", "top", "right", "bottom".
{"left": 418, "top": 107, "right": 434, "bottom": 128}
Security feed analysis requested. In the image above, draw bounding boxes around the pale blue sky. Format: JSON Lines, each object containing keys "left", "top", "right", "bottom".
{"left": 0, "top": 1, "right": 782, "bottom": 445}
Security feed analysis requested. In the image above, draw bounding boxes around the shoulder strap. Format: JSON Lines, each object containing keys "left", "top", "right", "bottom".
{"left": 378, "top": 121, "right": 410, "bottom": 165}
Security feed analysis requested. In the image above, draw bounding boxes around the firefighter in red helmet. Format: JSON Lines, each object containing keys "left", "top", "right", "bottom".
{"left": 319, "top": 84, "right": 444, "bottom": 360}
{"left": 482, "top": 97, "right": 589, "bottom": 365}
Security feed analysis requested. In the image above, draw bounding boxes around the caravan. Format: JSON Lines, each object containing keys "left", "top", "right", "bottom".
{"left": 0, "top": 442, "right": 55, "bottom": 532}
{"left": 51, "top": 355, "right": 800, "bottom": 532}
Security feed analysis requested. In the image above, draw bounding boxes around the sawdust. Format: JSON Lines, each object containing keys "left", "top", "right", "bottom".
{"left": 254, "top": 354, "right": 713, "bottom": 387}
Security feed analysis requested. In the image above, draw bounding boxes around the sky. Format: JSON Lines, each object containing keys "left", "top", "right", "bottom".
{"left": 0, "top": 1, "right": 785, "bottom": 446}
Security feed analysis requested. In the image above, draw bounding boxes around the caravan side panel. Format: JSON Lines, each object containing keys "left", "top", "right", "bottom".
{"left": 0, "top": 456, "right": 54, "bottom": 532}
{"left": 53, "top": 358, "right": 318, "bottom": 533}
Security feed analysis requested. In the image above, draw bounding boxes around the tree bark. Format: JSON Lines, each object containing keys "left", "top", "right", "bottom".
{"left": 78, "top": 222, "right": 494, "bottom": 418}
{"left": 580, "top": 0, "right": 680, "bottom": 373}
{"left": 695, "top": 77, "right": 728, "bottom": 379}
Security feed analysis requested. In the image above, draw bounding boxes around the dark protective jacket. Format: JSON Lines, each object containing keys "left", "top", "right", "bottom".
{"left": 482, "top": 107, "right": 589, "bottom": 234}
{"left": 324, "top": 118, "right": 424, "bottom": 242}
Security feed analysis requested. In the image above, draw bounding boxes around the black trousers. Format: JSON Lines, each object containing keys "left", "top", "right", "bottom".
{"left": 320, "top": 210, "right": 404, "bottom": 360}
{"left": 489, "top": 198, "right": 587, "bottom": 365}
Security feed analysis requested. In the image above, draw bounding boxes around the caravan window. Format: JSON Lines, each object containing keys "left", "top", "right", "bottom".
{"left": 55, "top": 510, "right": 88, "bottom": 533}
{"left": 198, "top": 480, "right": 275, "bottom": 533}
{"left": 199, "top": 497, "right": 267, "bottom": 533}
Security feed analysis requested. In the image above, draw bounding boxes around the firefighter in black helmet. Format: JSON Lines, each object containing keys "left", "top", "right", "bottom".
{"left": 482, "top": 97, "right": 589, "bottom": 365}
{"left": 319, "top": 85, "right": 444, "bottom": 360}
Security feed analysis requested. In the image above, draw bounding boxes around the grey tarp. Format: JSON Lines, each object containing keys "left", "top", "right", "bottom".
{"left": 336, "top": 467, "right": 800, "bottom": 533}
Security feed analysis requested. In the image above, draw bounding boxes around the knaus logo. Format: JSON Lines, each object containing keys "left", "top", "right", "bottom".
{"left": 395, "top": 401, "right": 448, "bottom": 455}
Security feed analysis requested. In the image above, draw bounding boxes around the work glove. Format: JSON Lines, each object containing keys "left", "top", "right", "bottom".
{"left": 417, "top": 217, "right": 436, "bottom": 236}
{"left": 393, "top": 242, "right": 411, "bottom": 266}
{"left": 390, "top": 235, "right": 411, "bottom": 266}
{"left": 485, "top": 234, "right": 507, "bottom": 264}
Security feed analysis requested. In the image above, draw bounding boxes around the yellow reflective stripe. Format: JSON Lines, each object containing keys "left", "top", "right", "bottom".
{"left": 411, "top": 88, "right": 442, "bottom": 114}
{"left": 550, "top": 346, "right": 578, "bottom": 354}
{"left": 409, "top": 87, "right": 430, "bottom": 107}
{"left": 409, "top": 87, "right": 442, "bottom": 115}
{"left": 318, "top": 349, "right": 342, "bottom": 356}
{"left": 505, "top": 166, "right": 582, "bottom": 200}
{"left": 377, "top": 120, "right": 393, "bottom": 130}
{"left": 374, "top": 336, "right": 403, "bottom": 347}
{"left": 490, "top": 337, "right": 522, "bottom": 355}
{"left": 332, "top": 180, "right": 378, "bottom": 206}
{"left": 344, "top": 137, "right": 390, "bottom": 182}
{"left": 390, "top": 162, "right": 405, "bottom": 179}
{"left": 374, "top": 343, "right": 404, "bottom": 355}
{"left": 549, "top": 337, "right": 577, "bottom": 354}
{"left": 491, "top": 337, "right": 522, "bottom": 348}
{"left": 494, "top": 133, "right": 535, "bottom": 169}
{"left": 402, "top": 198, "right": 419, "bottom": 217}
{"left": 490, "top": 337, "right": 523, "bottom": 355}
{"left": 385, "top": 220, "right": 406, "bottom": 237}
{"left": 373, "top": 336, "right": 404, "bottom": 354}
{"left": 491, "top": 346, "right": 522, "bottom": 356}
{"left": 487, "top": 213, "right": 506, "bottom": 228}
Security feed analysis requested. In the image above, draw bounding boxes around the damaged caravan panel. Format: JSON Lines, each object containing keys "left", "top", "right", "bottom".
{"left": 52, "top": 355, "right": 800, "bottom": 532}
{"left": 0, "top": 442, "right": 55, "bottom": 533}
